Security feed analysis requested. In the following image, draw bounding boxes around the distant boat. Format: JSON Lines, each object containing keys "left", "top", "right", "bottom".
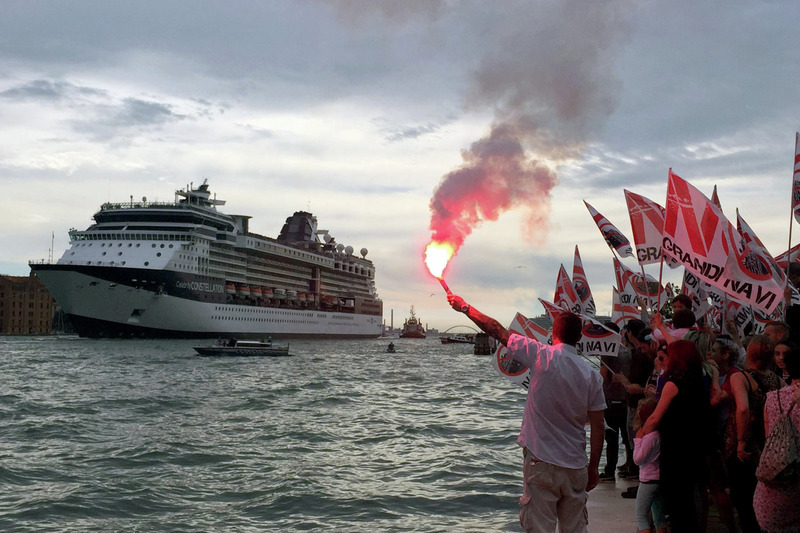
{"left": 440, "top": 334, "right": 475, "bottom": 344}
{"left": 399, "top": 306, "right": 426, "bottom": 339}
{"left": 473, "top": 333, "right": 496, "bottom": 355}
{"left": 193, "top": 338, "right": 291, "bottom": 357}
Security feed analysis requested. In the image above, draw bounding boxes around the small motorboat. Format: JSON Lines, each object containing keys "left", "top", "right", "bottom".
{"left": 193, "top": 338, "right": 291, "bottom": 357}
{"left": 440, "top": 334, "right": 475, "bottom": 344}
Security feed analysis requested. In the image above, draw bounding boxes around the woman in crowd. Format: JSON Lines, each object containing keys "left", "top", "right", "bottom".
{"left": 645, "top": 342, "right": 668, "bottom": 399}
{"left": 753, "top": 345, "right": 800, "bottom": 532}
{"left": 703, "top": 336, "right": 740, "bottom": 532}
{"left": 774, "top": 340, "right": 795, "bottom": 385}
{"left": 642, "top": 340, "right": 707, "bottom": 532}
{"left": 723, "top": 335, "right": 784, "bottom": 533}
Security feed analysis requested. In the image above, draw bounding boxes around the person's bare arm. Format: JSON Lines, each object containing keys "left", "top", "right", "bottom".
{"left": 587, "top": 410, "right": 604, "bottom": 491}
{"left": 730, "top": 372, "right": 752, "bottom": 461}
{"left": 447, "top": 294, "right": 510, "bottom": 346}
{"left": 642, "top": 381, "right": 678, "bottom": 434}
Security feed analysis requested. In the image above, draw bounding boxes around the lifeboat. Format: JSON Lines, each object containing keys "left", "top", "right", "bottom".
{"left": 262, "top": 287, "right": 274, "bottom": 299}
{"left": 237, "top": 284, "right": 251, "bottom": 298}
{"left": 251, "top": 286, "right": 263, "bottom": 299}
{"left": 273, "top": 288, "right": 287, "bottom": 299}
{"left": 287, "top": 290, "right": 298, "bottom": 300}
{"left": 225, "top": 282, "right": 236, "bottom": 295}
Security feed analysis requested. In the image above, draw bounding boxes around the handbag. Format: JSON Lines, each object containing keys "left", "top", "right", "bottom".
{"left": 755, "top": 391, "right": 799, "bottom": 487}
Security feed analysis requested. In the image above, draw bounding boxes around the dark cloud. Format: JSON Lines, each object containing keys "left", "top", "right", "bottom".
{"left": 0, "top": 79, "right": 105, "bottom": 102}
{"left": 68, "top": 97, "right": 187, "bottom": 142}
{"left": 112, "top": 98, "right": 182, "bottom": 127}
{"left": 382, "top": 122, "right": 440, "bottom": 142}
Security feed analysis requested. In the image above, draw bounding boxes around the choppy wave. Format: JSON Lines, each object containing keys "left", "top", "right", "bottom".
{"left": 0, "top": 336, "right": 544, "bottom": 532}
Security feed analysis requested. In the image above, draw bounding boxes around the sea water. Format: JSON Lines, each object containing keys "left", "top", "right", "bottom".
{"left": 0, "top": 336, "right": 609, "bottom": 532}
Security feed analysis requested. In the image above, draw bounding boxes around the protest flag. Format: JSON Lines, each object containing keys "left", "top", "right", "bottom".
{"left": 663, "top": 170, "right": 785, "bottom": 314}
{"left": 584, "top": 200, "right": 634, "bottom": 258}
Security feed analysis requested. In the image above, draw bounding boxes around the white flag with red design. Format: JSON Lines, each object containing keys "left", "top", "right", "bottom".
{"left": 725, "top": 298, "right": 753, "bottom": 340}
{"left": 752, "top": 306, "right": 784, "bottom": 334}
{"left": 736, "top": 210, "right": 781, "bottom": 270}
{"left": 680, "top": 270, "right": 715, "bottom": 320}
{"left": 624, "top": 189, "right": 668, "bottom": 266}
{"left": 612, "top": 287, "right": 640, "bottom": 327}
{"left": 584, "top": 200, "right": 634, "bottom": 257}
{"left": 538, "top": 299, "right": 620, "bottom": 357}
{"left": 775, "top": 242, "right": 800, "bottom": 270}
{"left": 711, "top": 185, "right": 722, "bottom": 209}
{"left": 554, "top": 264, "right": 582, "bottom": 314}
{"left": 572, "top": 246, "right": 596, "bottom": 317}
{"left": 614, "top": 257, "right": 663, "bottom": 312}
{"left": 663, "top": 170, "right": 785, "bottom": 314}
{"left": 492, "top": 313, "right": 551, "bottom": 388}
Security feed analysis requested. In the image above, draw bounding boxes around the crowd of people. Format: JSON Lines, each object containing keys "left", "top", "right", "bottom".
{"left": 447, "top": 288, "right": 800, "bottom": 533}
{"left": 600, "top": 292, "right": 800, "bottom": 533}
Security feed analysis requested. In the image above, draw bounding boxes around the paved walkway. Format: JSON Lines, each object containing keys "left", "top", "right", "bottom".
{"left": 587, "top": 477, "right": 638, "bottom": 532}
{"left": 587, "top": 478, "right": 732, "bottom": 532}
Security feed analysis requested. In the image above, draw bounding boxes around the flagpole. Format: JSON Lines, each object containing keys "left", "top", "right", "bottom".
{"left": 656, "top": 256, "right": 665, "bottom": 316}
{"left": 786, "top": 132, "right": 798, "bottom": 320}
{"left": 640, "top": 264, "right": 652, "bottom": 319}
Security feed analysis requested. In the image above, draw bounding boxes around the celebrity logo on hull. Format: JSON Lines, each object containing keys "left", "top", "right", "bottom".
{"left": 175, "top": 280, "right": 225, "bottom": 293}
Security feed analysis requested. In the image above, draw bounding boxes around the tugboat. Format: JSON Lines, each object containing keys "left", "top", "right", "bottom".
{"left": 399, "top": 306, "right": 426, "bottom": 338}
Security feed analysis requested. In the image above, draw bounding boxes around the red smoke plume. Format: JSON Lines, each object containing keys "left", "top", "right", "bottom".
{"left": 426, "top": 121, "right": 558, "bottom": 272}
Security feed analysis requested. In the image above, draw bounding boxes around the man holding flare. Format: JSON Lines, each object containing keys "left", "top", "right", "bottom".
{"left": 445, "top": 291, "right": 606, "bottom": 533}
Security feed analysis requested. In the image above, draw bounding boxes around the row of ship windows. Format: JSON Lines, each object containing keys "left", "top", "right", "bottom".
{"left": 211, "top": 316, "right": 318, "bottom": 324}
{"left": 72, "top": 234, "right": 192, "bottom": 242}
{"left": 209, "top": 317, "right": 361, "bottom": 325}
{"left": 213, "top": 306, "right": 356, "bottom": 320}
{"left": 74, "top": 243, "right": 176, "bottom": 249}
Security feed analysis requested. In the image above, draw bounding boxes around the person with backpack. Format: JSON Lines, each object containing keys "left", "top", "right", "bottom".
{"left": 753, "top": 346, "right": 800, "bottom": 532}
{"left": 723, "top": 335, "right": 784, "bottom": 532}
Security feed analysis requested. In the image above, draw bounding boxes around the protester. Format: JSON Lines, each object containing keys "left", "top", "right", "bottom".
{"left": 784, "top": 263, "right": 800, "bottom": 345}
{"left": 599, "top": 321, "right": 632, "bottom": 482}
{"left": 764, "top": 320, "right": 790, "bottom": 346}
{"left": 446, "top": 293, "right": 605, "bottom": 533}
{"left": 632, "top": 398, "right": 667, "bottom": 533}
{"left": 722, "top": 335, "right": 783, "bottom": 533}
{"left": 650, "top": 308, "right": 695, "bottom": 345}
{"left": 645, "top": 342, "right": 668, "bottom": 399}
{"left": 642, "top": 340, "right": 707, "bottom": 533}
{"left": 774, "top": 340, "right": 795, "bottom": 384}
{"left": 753, "top": 344, "right": 800, "bottom": 532}
{"left": 613, "top": 323, "right": 656, "bottom": 484}
{"left": 671, "top": 293, "right": 692, "bottom": 314}
{"left": 703, "top": 336, "right": 740, "bottom": 533}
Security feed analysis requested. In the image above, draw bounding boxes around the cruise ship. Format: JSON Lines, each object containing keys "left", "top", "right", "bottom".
{"left": 30, "top": 181, "right": 383, "bottom": 339}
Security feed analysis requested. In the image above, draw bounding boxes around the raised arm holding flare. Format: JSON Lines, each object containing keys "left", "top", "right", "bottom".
{"left": 446, "top": 292, "right": 606, "bottom": 533}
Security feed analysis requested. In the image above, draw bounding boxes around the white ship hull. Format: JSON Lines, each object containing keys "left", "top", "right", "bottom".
{"left": 30, "top": 182, "right": 383, "bottom": 339}
{"left": 34, "top": 266, "right": 382, "bottom": 339}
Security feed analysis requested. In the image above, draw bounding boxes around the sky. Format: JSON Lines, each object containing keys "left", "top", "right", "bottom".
{"left": 2, "top": 0, "right": 800, "bottom": 332}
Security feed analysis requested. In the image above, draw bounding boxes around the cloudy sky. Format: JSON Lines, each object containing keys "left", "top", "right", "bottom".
{"left": 2, "top": 1, "right": 799, "bottom": 331}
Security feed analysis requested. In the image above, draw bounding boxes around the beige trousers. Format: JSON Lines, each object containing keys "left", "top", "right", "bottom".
{"left": 519, "top": 453, "right": 588, "bottom": 533}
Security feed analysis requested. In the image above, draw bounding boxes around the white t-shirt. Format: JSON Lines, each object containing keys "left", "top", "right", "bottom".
{"left": 507, "top": 333, "right": 606, "bottom": 469}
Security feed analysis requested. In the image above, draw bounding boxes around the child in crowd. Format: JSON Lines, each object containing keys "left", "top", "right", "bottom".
{"left": 633, "top": 397, "right": 667, "bottom": 533}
